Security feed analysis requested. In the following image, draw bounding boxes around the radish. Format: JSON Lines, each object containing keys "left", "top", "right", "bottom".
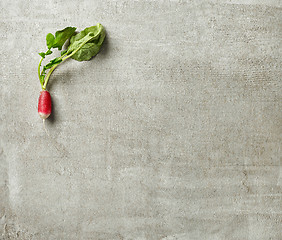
{"left": 37, "top": 24, "right": 105, "bottom": 119}
{"left": 38, "top": 90, "right": 52, "bottom": 119}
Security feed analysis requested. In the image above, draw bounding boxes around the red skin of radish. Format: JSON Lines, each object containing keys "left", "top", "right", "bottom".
{"left": 38, "top": 90, "right": 52, "bottom": 119}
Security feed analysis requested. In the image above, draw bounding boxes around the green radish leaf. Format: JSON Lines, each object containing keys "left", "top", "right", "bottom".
{"left": 61, "top": 50, "right": 67, "bottom": 56}
{"left": 50, "top": 57, "right": 62, "bottom": 64}
{"left": 46, "top": 27, "right": 76, "bottom": 50}
{"left": 46, "top": 33, "right": 55, "bottom": 49}
{"left": 44, "top": 64, "right": 53, "bottom": 70}
{"left": 46, "top": 49, "right": 52, "bottom": 55}
{"left": 42, "top": 66, "right": 47, "bottom": 74}
{"left": 70, "top": 42, "right": 100, "bottom": 61}
{"left": 52, "top": 27, "right": 76, "bottom": 50}
{"left": 67, "top": 23, "right": 105, "bottom": 61}
{"left": 67, "top": 32, "right": 95, "bottom": 55}
{"left": 44, "top": 57, "right": 62, "bottom": 70}
{"left": 39, "top": 52, "right": 46, "bottom": 58}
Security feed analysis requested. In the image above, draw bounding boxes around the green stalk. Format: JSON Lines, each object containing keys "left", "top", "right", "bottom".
{"left": 38, "top": 57, "right": 44, "bottom": 88}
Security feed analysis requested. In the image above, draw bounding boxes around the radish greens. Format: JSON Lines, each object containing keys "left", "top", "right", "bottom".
{"left": 38, "top": 23, "right": 105, "bottom": 90}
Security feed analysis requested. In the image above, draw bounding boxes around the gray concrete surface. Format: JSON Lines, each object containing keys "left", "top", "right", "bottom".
{"left": 0, "top": 0, "right": 281, "bottom": 239}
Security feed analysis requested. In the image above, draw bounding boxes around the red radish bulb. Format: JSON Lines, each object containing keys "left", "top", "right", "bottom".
{"left": 38, "top": 90, "right": 52, "bottom": 119}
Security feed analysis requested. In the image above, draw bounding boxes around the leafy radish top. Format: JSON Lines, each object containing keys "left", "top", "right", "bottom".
{"left": 38, "top": 23, "right": 105, "bottom": 90}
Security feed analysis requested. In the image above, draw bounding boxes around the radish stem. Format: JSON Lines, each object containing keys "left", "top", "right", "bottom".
{"left": 38, "top": 57, "right": 44, "bottom": 88}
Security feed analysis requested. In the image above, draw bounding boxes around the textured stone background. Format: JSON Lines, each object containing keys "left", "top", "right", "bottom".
{"left": 0, "top": 0, "right": 281, "bottom": 239}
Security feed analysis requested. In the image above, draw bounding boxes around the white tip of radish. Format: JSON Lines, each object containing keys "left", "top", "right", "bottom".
{"left": 39, "top": 112, "right": 50, "bottom": 119}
